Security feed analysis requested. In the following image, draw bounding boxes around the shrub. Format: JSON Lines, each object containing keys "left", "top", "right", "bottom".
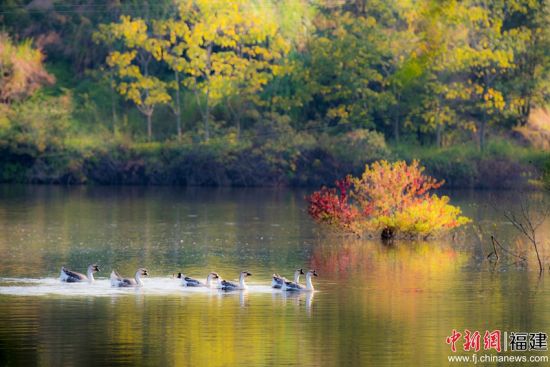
{"left": 307, "top": 177, "right": 360, "bottom": 232}
{"left": 307, "top": 160, "right": 470, "bottom": 239}
{"left": 325, "top": 129, "right": 390, "bottom": 167}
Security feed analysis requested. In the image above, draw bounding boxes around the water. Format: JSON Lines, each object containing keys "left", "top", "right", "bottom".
{"left": 0, "top": 185, "right": 549, "bottom": 366}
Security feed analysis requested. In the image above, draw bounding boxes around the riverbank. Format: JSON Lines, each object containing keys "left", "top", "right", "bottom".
{"left": 0, "top": 132, "right": 547, "bottom": 188}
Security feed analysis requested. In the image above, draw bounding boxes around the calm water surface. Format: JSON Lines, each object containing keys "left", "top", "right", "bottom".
{"left": 0, "top": 185, "right": 549, "bottom": 366}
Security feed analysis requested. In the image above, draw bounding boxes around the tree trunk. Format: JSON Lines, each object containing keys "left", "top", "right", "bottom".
{"left": 236, "top": 115, "right": 241, "bottom": 140}
{"left": 175, "top": 71, "right": 182, "bottom": 141}
{"left": 436, "top": 124, "right": 442, "bottom": 148}
{"left": 228, "top": 99, "right": 241, "bottom": 140}
{"left": 147, "top": 112, "right": 152, "bottom": 141}
{"left": 393, "top": 93, "right": 400, "bottom": 143}
{"left": 110, "top": 74, "right": 117, "bottom": 134}
{"left": 204, "top": 90, "right": 210, "bottom": 141}
{"left": 203, "top": 44, "right": 213, "bottom": 142}
{"left": 381, "top": 227, "right": 395, "bottom": 242}
{"left": 479, "top": 114, "right": 486, "bottom": 152}
{"left": 393, "top": 115, "right": 400, "bottom": 143}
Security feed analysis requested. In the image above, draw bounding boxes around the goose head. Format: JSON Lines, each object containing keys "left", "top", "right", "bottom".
{"left": 174, "top": 272, "right": 183, "bottom": 279}
{"left": 206, "top": 272, "right": 221, "bottom": 287}
{"left": 85, "top": 264, "right": 100, "bottom": 283}
{"left": 239, "top": 271, "right": 252, "bottom": 289}
{"left": 305, "top": 270, "right": 318, "bottom": 291}
{"left": 140, "top": 268, "right": 149, "bottom": 276}
{"left": 293, "top": 268, "right": 305, "bottom": 283}
{"left": 88, "top": 264, "right": 100, "bottom": 273}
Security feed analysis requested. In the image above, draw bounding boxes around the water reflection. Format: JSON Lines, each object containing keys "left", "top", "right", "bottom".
{"left": 0, "top": 186, "right": 549, "bottom": 366}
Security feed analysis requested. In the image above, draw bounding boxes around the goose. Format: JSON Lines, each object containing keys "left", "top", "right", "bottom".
{"left": 110, "top": 268, "right": 148, "bottom": 287}
{"left": 282, "top": 269, "right": 318, "bottom": 292}
{"left": 272, "top": 268, "right": 304, "bottom": 289}
{"left": 60, "top": 264, "right": 100, "bottom": 283}
{"left": 220, "top": 271, "right": 252, "bottom": 291}
{"left": 175, "top": 272, "right": 220, "bottom": 288}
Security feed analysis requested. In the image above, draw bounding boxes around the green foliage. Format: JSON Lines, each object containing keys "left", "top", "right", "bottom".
{"left": 322, "top": 129, "right": 391, "bottom": 168}
{"left": 0, "top": 0, "right": 549, "bottom": 187}
{"left": 394, "top": 138, "right": 544, "bottom": 188}
{"left": 0, "top": 93, "right": 72, "bottom": 155}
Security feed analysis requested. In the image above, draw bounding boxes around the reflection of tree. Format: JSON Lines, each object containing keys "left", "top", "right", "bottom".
{"left": 310, "top": 238, "right": 464, "bottom": 282}
{"left": 309, "top": 238, "right": 469, "bottom": 329}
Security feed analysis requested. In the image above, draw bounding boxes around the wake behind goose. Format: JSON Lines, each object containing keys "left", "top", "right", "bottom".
{"left": 175, "top": 272, "right": 220, "bottom": 288}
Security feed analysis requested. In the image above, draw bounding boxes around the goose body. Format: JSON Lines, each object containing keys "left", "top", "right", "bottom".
{"left": 282, "top": 270, "right": 318, "bottom": 292}
{"left": 110, "top": 268, "right": 148, "bottom": 287}
{"left": 175, "top": 272, "right": 220, "bottom": 288}
{"left": 272, "top": 269, "right": 304, "bottom": 289}
{"left": 220, "top": 271, "right": 252, "bottom": 291}
{"left": 60, "top": 264, "right": 100, "bottom": 283}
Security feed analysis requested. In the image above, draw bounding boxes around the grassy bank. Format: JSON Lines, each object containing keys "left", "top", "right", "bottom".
{"left": 0, "top": 121, "right": 547, "bottom": 188}
{"left": 395, "top": 139, "right": 549, "bottom": 189}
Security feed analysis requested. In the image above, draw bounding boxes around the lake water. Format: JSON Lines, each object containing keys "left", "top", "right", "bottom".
{"left": 0, "top": 185, "right": 549, "bottom": 366}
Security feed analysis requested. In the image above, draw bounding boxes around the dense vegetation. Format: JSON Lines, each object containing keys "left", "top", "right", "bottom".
{"left": 0, "top": 0, "right": 549, "bottom": 187}
{"left": 307, "top": 160, "right": 470, "bottom": 239}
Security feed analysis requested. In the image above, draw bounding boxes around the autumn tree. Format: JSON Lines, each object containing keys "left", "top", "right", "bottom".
{"left": 307, "top": 160, "right": 470, "bottom": 239}
{"left": 170, "top": 0, "right": 289, "bottom": 141}
{"left": 431, "top": 0, "right": 530, "bottom": 150}
{"left": 0, "top": 33, "right": 54, "bottom": 105}
{"left": 94, "top": 16, "right": 171, "bottom": 141}
{"left": 153, "top": 18, "right": 189, "bottom": 141}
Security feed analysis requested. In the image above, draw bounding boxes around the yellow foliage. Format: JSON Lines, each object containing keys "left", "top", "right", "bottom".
{"left": 373, "top": 195, "right": 471, "bottom": 237}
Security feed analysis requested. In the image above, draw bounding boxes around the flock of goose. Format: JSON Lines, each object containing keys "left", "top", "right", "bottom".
{"left": 60, "top": 265, "right": 318, "bottom": 292}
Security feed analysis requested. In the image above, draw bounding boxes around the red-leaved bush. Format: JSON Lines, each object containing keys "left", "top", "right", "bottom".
{"left": 307, "top": 160, "right": 470, "bottom": 239}
{"left": 307, "top": 176, "right": 359, "bottom": 232}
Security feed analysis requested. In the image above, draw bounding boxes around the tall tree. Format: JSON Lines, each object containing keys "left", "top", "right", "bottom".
{"left": 439, "top": 0, "right": 525, "bottom": 150}
{"left": 298, "top": 6, "right": 392, "bottom": 130}
{"left": 95, "top": 16, "right": 171, "bottom": 141}
{"left": 171, "top": 0, "right": 289, "bottom": 141}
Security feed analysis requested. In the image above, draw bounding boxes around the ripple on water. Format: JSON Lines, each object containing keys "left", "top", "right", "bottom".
{"left": 0, "top": 277, "right": 287, "bottom": 297}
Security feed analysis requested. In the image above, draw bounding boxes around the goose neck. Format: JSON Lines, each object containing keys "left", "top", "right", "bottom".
{"left": 135, "top": 271, "right": 143, "bottom": 286}
{"left": 87, "top": 267, "right": 95, "bottom": 283}
{"left": 306, "top": 273, "right": 314, "bottom": 291}
{"left": 239, "top": 274, "right": 247, "bottom": 289}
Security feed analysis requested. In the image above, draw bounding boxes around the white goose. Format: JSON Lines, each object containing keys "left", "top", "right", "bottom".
{"left": 110, "top": 268, "right": 148, "bottom": 287}
{"left": 282, "top": 269, "right": 318, "bottom": 292}
{"left": 220, "top": 271, "right": 252, "bottom": 291}
{"left": 175, "top": 272, "right": 220, "bottom": 288}
{"left": 272, "top": 268, "right": 304, "bottom": 289}
{"left": 60, "top": 264, "right": 100, "bottom": 283}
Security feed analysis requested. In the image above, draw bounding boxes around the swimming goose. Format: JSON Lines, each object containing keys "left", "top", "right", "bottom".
{"left": 110, "top": 268, "right": 148, "bottom": 287}
{"left": 282, "top": 269, "right": 318, "bottom": 292}
{"left": 60, "top": 264, "right": 100, "bottom": 283}
{"left": 220, "top": 271, "right": 252, "bottom": 291}
{"left": 175, "top": 272, "right": 220, "bottom": 288}
{"left": 272, "top": 268, "right": 304, "bottom": 289}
